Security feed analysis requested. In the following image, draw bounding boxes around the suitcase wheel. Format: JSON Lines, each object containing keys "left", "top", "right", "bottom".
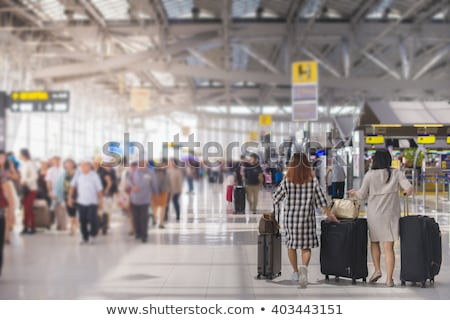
{"left": 325, "top": 275, "right": 330, "bottom": 281}
{"left": 401, "top": 280, "right": 406, "bottom": 287}
{"left": 335, "top": 276, "right": 340, "bottom": 282}
{"left": 430, "top": 279, "right": 435, "bottom": 286}
{"left": 352, "top": 279, "right": 357, "bottom": 285}
{"left": 362, "top": 278, "right": 367, "bottom": 284}
{"left": 421, "top": 281, "right": 426, "bottom": 288}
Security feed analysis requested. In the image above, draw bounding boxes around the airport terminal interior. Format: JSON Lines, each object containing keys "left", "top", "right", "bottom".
{"left": 0, "top": 0, "right": 450, "bottom": 300}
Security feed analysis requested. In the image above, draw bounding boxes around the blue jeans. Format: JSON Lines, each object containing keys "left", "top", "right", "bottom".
{"left": 187, "top": 177, "right": 194, "bottom": 192}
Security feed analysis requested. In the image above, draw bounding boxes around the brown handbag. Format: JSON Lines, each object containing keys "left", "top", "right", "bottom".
{"left": 258, "top": 206, "right": 280, "bottom": 235}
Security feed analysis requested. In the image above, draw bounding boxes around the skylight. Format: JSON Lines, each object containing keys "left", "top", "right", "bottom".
{"left": 91, "top": 0, "right": 130, "bottom": 20}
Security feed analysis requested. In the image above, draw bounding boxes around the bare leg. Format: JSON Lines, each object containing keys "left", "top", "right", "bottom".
{"left": 287, "top": 249, "right": 298, "bottom": 273}
{"left": 371, "top": 242, "right": 381, "bottom": 273}
{"left": 159, "top": 206, "right": 167, "bottom": 227}
{"left": 301, "top": 249, "right": 312, "bottom": 266}
{"left": 384, "top": 241, "right": 395, "bottom": 285}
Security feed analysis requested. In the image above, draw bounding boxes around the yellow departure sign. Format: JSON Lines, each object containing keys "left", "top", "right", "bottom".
{"left": 259, "top": 114, "right": 272, "bottom": 126}
{"left": 417, "top": 135, "right": 436, "bottom": 144}
{"left": 447, "top": 136, "right": 450, "bottom": 144}
{"left": 292, "top": 61, "right": 318, "bottom": 84}
{"left": 11, "top": 91, "right": 49, "bottom": 101}
{"left": 365, "top": 135, "right": 385, "bottom": 145}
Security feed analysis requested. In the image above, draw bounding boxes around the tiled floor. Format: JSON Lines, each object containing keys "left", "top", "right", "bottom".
{"left": 1, "top": 181, "right": 450, "bottom": 300}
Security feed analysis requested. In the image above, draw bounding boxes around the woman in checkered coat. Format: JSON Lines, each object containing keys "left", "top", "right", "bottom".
{"left": 273, "top": 153, "right": 338, "bottom": 286}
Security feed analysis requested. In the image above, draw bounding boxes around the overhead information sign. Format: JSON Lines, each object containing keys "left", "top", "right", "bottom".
{"left": 292, "top": 61, "right": 318, "bottom": 84}
{"left": 365, "top": 135, "right": 385, "bottom": 145}
{"left": 291, "top": 60, "right": 319, "bottom": 122}
{"left": 130, "top": 88, "right": 150, "bottom": 112}
{"left": 417, "top": 135, "right": 436, "bottom": 144}
{"left": 259, "top": 114, "right": 272, "bottom": 126}
{"left": 447, "top": 136, "right": 450, "bottom": 144}
{"left": 9, "top": 91, "right": 70, "bottom": 112}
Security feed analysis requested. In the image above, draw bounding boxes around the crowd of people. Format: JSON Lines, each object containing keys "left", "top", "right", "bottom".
{"left": 0, "top": 149, "right": 191, "bottom": 276}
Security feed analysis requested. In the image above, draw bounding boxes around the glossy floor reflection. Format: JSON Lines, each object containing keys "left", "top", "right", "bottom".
{"left": 1, "top": 181, "right": 450, "bottom": 299}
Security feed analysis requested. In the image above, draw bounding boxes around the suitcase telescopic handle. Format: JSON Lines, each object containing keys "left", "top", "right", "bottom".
{"left": 273, "top": 203, "right": 280, "bottom": 223}
{"left": 403, "top": 194, "right": 409, "bottom": 216}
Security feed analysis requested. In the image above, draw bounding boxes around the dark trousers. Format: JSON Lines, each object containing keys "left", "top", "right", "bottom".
{"left": 165, "top": 193, "right": 181, "bottom": 220}
{"left": 172, "top": 193, "right": 181, "bottom": 220}
{"left": 22, "top": 190, "right": 38, "bottom": 229}
{"left": 332, "top": 181, "right": 345, "bottom": 199}
{"left": 131, "top": 204, "right": 149, "bottom": 241}
{"left": 0, "top": 213, "right": 5, "bottom": 275}
{"left": 77, "top": 204, "right": 98, "bottom": 242}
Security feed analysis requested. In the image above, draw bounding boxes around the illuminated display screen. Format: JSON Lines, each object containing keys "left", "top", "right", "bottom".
{"left": 447, "top": 136, "right": 450, "bottom": 144}
{"left": 365, "top": 135, "right": 385, "bottom": 145}
{"left": 417, "top": 135, "right": 436, "bottom": 145}
{"left": 9, "top": 91, "right": 70, "bottom": 113}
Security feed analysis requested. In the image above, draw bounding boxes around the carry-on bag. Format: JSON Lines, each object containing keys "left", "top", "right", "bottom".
{"left": 257, "top": 205, "right": 282, "bottom": 280}
{"left": 226, "top": 185, "right": 233, "bottom": 203}
{"left": 331, "top": 198, "right": 360, "bottom": 220}
{"left": 233, "top": 186, "right": 246, "bottom": 214}
{"left": 400, "top": 196, "right": 442, "bottom": 288}
{"left": 33, "top": 199, "right": 51, "bottom": 229}
{"left": 320, "top": 218, "right": 368, "bottom": 284}
{"left": 55, "top": 202, "right": 67, "bottom": 231}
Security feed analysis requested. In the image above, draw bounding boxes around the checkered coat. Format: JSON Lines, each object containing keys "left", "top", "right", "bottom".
{"left": 273, "top": 177, "right": 328, "bottom": 249}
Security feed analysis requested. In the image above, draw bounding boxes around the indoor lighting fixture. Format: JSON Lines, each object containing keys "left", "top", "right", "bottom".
{"left": 370, "top": 124, "right": 402, "bottom": 128}
{"left": 413, "top": 124, "right": 444, "bottom": 128}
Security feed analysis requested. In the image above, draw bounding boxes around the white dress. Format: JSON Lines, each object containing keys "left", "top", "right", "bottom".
{"left": 356, "top": 169, "right": 412, "bottom": 242}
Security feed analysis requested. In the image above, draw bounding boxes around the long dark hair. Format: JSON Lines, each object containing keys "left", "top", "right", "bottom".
{"left": 371, "top": 149, "right": 392, "bottom": 183}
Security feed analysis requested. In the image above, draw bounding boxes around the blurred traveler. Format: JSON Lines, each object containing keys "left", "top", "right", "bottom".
{"left": 46, "top": 156, "right": 64, "bottom": 229}
{"left": 119, "top": 162, "right": 136, "bottom": 236}
{"left": 37, "top": 159, "right": 51, "bottom": 208}
{"left": 19, "top": 149, "right": 38, "bottom": 235}
{"left": 330, "top": 157, "right": 346, "bottom": 199}
{"left": 68, "top": 159, "right": 103, "bottom": 245}
{"left": 185, "top": 164, "right": 195, "bottom": 194}
{"left": 0, "top": 151, "right": 19, "bottom": 243}
{"left": 233, "top": 155, "right": 246, "bottom": 186}
{"left": 325, "top": 166, "right": 333, "bottom": 198}
{"left": 128, "top": 160, "right": 155, "bottom": 243}
{"left": 348, "top": 149, "right": 413, "bottom": 287}
{"left": 244, "top": 154, "right": 263, "bottom": 214}
{"left": 273, "top": 153, "right": 337, "bottom": 287}
{"left": 167, "top": 159, "right": 183, "bottom": 221}
{"left": 98, "top": 158, "right": 118, "bottom": 235}
{"left": 55, "top": 159, "right": 78, "bottom": 236}
{"left": 6, "top": 152, "right": 20, "bottom": 193}
{"left": 0, "top": 172, "right": 16, "bottom": 277}
{"left": 152, "top": 161, "right": 171, "bottom": 228}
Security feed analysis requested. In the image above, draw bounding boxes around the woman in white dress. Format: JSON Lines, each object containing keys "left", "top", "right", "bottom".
{"left": 348, "top": 150, "right": 412, "bottom": 287}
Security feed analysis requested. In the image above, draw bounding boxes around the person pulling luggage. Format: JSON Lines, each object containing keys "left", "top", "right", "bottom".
{"left": 273, "top": 153, "right": 338, "bottom": 287}
{"left": 348, "top": 149, "right": 412, "bottom": 287}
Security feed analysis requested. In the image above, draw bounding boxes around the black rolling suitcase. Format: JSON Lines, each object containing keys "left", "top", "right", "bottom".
{"left": 233, "top": 186, "right": 246, "bottom": 214}
{"left": 400, "top": 197, "right": 442, "bottom": 288}
{"left": 320, "top": 219, "right": 368, "bottom": 284}
{"left": 257, "top": 206, "right": 282, "bottom": 280}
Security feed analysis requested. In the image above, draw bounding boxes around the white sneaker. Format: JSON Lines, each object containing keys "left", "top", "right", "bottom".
{"left": 299, "top": 266, "right": 308, "bottom": 287}
{"left": 291, "top": 272, "right": 300, "bottom": 283}
{"left": 89, "top": 237, "right": 96, "bottom": 245}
